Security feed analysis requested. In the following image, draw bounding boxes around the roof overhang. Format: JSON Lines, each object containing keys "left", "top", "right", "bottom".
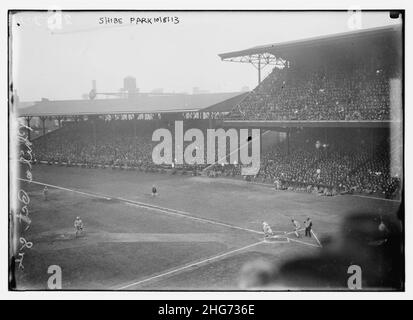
{"left": 222, "top": 120, "right": 400, "bottom": 129}
{"left": 17, "top": 108, "right": 201, "bottom": 118}
{"left": 17, "top": 92, "right": 243, "bottom": 117}
{"left": 218, "top": 24, "right": 402, "bottom": 61}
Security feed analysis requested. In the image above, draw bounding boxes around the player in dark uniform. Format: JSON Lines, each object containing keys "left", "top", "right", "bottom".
{"left": 304, "top": 217, "right": 313, "bottom": 237}
{"left": 151, "top": 185, "right": 157, "bottom": 197}
{"left": 43, "top": 186, "right": 48, "bottom": 201}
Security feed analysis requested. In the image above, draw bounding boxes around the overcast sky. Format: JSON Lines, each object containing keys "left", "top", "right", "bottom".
{"left": 11, "top": 11, "right": 401, "bottom": 102}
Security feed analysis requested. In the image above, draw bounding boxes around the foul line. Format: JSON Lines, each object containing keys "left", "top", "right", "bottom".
{"left": 18, "top": 178, "right": 112, "bottom": 200}
{"left": 348, "top": 193, "right": 401, "bottom": 203}
{"left": 20, "top": 178, "right": 322, "bottom": 288}
{"left": 18, "top": 178, "right": 262, "bottom": 235}
{"left": 18, "top": 178, "right": 323, "bottom": 246}
{"left": 123, "top": 201, "right": 261, "bottom": 235}
{"left": 288, "top": 238, "right": 321, "bottom": 248}
{"left": 116, "top": 240, "right": 265, "bottom": 290}
{"left": 311, "top": 229, "right": 322, "bottom": 247}
{"left": 271, "top": 228, "right": 322, "bottom": 248}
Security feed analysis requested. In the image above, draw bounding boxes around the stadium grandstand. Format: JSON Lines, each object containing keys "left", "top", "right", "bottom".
{"left": 219, "top": 24, "right": 402, "bottom": 123}
{"left": 215, "top": 24, "right": 402, "bottom": 199}
{"left": 12, "top": 17, "right": 404, "bottom": 291}
{"left": 18, "top": 24, "right": 403, "bottom": 200}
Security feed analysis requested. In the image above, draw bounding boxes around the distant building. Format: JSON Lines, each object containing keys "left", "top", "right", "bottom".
{"left": 124, "top": 76, "right": 139, "bottom": 97}
{"left": 192, "top": 87, "right": 210, "bottom": 94}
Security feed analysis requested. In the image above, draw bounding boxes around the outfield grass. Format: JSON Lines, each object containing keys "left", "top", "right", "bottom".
{"left": 13, "top": 165, "right": 402, "bottom": 290}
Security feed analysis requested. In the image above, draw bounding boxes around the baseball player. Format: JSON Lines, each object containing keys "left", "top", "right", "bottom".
{"left": 74, "top": 216, "right": 84, "bottom": 237}
{"left": 262, "top": 221, "right": 273, "bottom": 239}
{"left": 291, "top": 219, "right": 301, "bottom": 238}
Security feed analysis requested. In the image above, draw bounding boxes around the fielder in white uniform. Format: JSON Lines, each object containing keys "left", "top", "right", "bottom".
{"left": 262, "top": 221, "right": 273, "bottom": 239}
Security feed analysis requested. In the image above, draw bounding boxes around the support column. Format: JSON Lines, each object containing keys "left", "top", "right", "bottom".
{"left": 40, "top": 116, "right": 47, "bottom": 136}
{"left": 92, "top": 120, "right": 97, "bottom": 146}
{"left": 260, "top": 128, "right": 263, "bottom": 162}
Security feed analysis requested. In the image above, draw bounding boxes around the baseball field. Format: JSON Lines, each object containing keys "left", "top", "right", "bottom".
{"left": 13, "top": 164, "right": 402, "bottom": 290}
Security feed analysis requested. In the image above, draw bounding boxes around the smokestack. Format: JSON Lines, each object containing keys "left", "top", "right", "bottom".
{"left": 89, "top": 80, "right": 97, "bottom": 100}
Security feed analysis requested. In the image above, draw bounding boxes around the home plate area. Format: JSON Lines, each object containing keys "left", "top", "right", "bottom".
{"left": 264, "top": 230, "right": 321, "bottom": 247}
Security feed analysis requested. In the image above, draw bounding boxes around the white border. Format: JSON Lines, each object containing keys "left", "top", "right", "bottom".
{"left": 1, "top": 0, "right": 411, "bottom": 300}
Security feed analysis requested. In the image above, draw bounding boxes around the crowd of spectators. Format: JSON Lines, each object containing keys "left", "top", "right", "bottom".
{"left": 32, "top": 122, "right": 401, "bottom": 199}
{"left": 33, "top": 120, "right": 210, "bottom": 174}
{"left": 33, "top": 121, "right": 158, "bottom": 171}
{"left": 228, "top": 55, "right": 395, "bottom": 121}
{"left": 253, "top": 129, "right": 401, "bottom": 199}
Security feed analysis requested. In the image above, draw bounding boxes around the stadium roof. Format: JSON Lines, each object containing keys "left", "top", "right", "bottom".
{"left": 201, "top": 92, "right": 248, "bottom": 112}
{"left": 218, "top": 24, "right": 402, "bottom": 60}
{"left": 17, "top": 92, "right": 244, "bottom": 117}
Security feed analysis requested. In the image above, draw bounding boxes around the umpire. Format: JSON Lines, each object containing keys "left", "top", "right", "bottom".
{"left": 304, "top": 217, "right": 313, "bottom": 237}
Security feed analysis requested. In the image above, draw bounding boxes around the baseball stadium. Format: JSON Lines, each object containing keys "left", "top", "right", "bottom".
{"left": 12, "top": 24, "right": 403, "bottom": 290}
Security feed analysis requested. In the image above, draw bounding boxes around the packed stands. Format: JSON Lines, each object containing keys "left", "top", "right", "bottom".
{"left": 254, "top": 128, "right": 400, "bottom": 199}
{"left": 32, "top": 121, "right": 401, "bottom": 199}
{"left": 33, "top": 120, "right": 157, "bottom": 170}
{"left": 32, "top": 120, "right": 210, "bottom": 173}
{"left": 227, "top": 54, "right": 397, "bottom": 121}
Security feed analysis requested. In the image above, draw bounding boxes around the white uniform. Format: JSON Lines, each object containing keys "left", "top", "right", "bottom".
{"left": 262, "top": 222, "right": 273, "bottom": 238}
{"left": 292, "top": 220, "right": 301, "bottom": 238}
{"left": 74, "top": 218, "right": 84, "bottom": 236}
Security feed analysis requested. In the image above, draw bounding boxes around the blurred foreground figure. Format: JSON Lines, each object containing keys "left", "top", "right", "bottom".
{"left": 239, "top": 259, "right": 276, "bottom": 289}
{"left": 239, "top": 211, "right": 403, "bottom": 290}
